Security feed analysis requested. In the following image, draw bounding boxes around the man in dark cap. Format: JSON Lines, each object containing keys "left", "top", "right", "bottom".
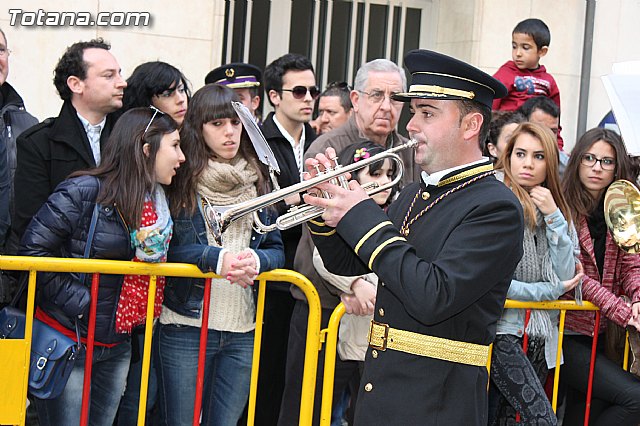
{"left": 205, "top": 62, "right": 262, "bottom": 120}
{"left": 303, "top": 49, "right": 525, "bottom": 424}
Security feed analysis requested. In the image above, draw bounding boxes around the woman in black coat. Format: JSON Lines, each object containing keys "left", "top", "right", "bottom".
{"left": 19, "top": 107, "right": 184, "bottom": 426}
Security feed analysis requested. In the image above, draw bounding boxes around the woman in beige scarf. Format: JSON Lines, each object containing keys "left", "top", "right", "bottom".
{"left": 158, "top": 84, "right": 284, "bottom": 425}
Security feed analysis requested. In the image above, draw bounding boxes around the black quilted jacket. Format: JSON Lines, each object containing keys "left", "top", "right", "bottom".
{"left": 18, "top": 175, "right": 133, "bottom": 344}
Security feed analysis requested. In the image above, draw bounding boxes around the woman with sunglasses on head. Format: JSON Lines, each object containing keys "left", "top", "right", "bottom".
{"left": 119, "top": 61, "right": 190, "bottom": 127}
{"left": 156, "top": 84, "right": 284, "bottom": 425}
{"left": 114, "top": 61, "right": 191, "bottom": 425}
{"left": 18, "top": 108, "right": 184, "bottom": 426}
{"left": 488, "top": 122, "right": 583, "bottom": 425}
{"left": 559, "top": 128, "right": 640, "bottom": 425}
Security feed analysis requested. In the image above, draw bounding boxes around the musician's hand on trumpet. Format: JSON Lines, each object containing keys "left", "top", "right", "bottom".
{"left": 302, "top": 147, "right": 370, "bottom": 227}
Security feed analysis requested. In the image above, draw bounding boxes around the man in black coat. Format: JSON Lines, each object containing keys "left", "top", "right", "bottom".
{"left": 12, "top": 38, "right": 126, "bottom": 239}
{"left": 256, "top": 53, "right": 318, "bottom": 425}
{"left": 304, "top": 49, "right": 525, "bottom": 425}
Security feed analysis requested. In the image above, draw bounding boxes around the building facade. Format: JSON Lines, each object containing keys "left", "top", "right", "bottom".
{"left": 2, "top": 0, "right": 639, "bottom": 151}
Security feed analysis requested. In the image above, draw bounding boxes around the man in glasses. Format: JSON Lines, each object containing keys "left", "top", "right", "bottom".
{"left": 13, "top": 38, "right": 126, "bottom": 240}
{"left": 205, "top": 62, "right": 263, "bottom": 122}
{"left": 279, "top": 59, "right": 421, "bottom": 425}
{"left": 256, "top": 52, "right": 318, "bottom": 425}
{"left": 0, "top": 26, "right": 38, "bottom": 304}
{"left": 310, "top": 82, "right": 353, "bottom": 135}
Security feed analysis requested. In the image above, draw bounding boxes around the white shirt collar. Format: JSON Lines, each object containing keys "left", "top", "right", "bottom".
{"left": 76, "top": 113, "right": 106, "bottom": 134}
{"left": 421, "top": 157, "right": 490, "bottom": 186}
{"left": 273, "top": 114, "right": 306, "bottom": 172}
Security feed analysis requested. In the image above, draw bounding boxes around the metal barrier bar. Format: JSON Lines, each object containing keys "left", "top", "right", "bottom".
{"left": 247, "top": 274, "right": 268, "bottom": 426}
{"left": 270, "top": 269, "right": 322, "bottom": 426}
{"left": 552, "top": 309, "right": 567, "bottom": 411}
{"left": 320, "top": 303, "right": 346, "bottom": 425}
{"left": 193, "top": 277, "right": 212, "bottom": 426}
{"left": 585, "top": 311, "right": 600, "bottom": 426}
{"left": 318, "top": 299, "right": 602, "bottom": 426}
{"left": 80, "top": 273, "right": 100, "bottom": 426}
{"left": 624, "top": 330, "right": 630, "bottom": 371}
{"left": 0, "top": 271, "right": 37, "bottom": 426}
{"left": 0, "top": 256, "right": 321, "bottom": 426}
{"left": 137, "top": 274, "right": 157, "bottom": 426}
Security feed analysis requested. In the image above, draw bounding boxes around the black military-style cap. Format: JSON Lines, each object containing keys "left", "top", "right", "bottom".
{"left": 204, "top": 62, "right": 262, "bottom": 88}
{"left": 393, "top": 49, "right": 507, "bottom": 108}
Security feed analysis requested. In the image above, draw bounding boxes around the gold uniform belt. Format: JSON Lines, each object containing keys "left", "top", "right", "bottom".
{"left": 368, "top": 321, "right": 489, "bottom": 367}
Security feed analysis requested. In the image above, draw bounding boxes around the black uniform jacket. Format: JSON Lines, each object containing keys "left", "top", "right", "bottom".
{"left": 261, "top": 112, "right": 316, "bottom": 269}
{"left": 13, "top": 101, "right": 114, "bottom": 238}
{"left": 293, "top": 116, "right": 421, "bottom": 309}
{"left": 310, "top": 162, "right": 524, "bottom": 425}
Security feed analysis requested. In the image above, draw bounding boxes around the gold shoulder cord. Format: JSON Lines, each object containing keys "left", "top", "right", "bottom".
{"left": 399, "top": 171, "right": 495, "bottom": 236}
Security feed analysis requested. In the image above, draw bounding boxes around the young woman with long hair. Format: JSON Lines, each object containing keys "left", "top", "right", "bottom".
{"left": 488, "top": 122, "right": 583, "bottom": 425}
{"left": 156, "top": 84, "right": 284, "bottom": 425}
{"left": 19, "top": 107, "right": 184, "bottom": 426}
{"left": 115, "top": 60, "right": 191, "bottom": 426}
{"left": 560, "top": 127, "right": 640, "bottom": 425}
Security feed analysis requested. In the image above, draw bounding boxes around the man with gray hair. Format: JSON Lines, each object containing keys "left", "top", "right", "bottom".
{"left": 278, "top": 59, "right": 420, "bottom": 425}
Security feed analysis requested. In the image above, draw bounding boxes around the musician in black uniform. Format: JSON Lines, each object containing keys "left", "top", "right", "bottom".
{"left": 303, "top": 49, "right": 525, "bottom": 425}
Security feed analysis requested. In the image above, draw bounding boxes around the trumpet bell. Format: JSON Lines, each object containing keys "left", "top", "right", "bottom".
{"left": 604, "top": 179, "right": 640, "bottom": 254}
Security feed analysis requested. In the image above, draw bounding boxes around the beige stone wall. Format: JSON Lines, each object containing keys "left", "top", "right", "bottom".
{"left": 1, "top": 0, "right": 227, "bottom": 121}
{"left": 437, "top": 0, "right": 640, "bottom": 151}
{"left": 2, "top": 1, "right": 637, "bottom": 153}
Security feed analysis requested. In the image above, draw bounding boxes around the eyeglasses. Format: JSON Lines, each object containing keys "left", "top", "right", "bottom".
{"left": 580, "top": 153, "right": 616, "bottom": 171}
{"left": 357, "top": 89, "right": 402, "bottom": 105}
{"left": 326, "top": 81, "right": 351, "bottom": 92}
{"left": 0, "top": 47, "right": 12, "bottom": 58}
{"left": 143, "top": 106, "right": 165, "bottom": 137}
{"left": 281, "top": 85, "right": 321, "bottom": 100}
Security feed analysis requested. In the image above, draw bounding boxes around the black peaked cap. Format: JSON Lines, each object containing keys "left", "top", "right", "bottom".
{"left": 393, "top": 49, "right": 507, "bottom": 108}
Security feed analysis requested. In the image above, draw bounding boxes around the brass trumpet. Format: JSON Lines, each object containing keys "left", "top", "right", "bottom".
{"left": 604, "top": 179, "right": 640, "bottom": 253}
{"left": 202, "top": 140, "right": 417, "bottom": 244}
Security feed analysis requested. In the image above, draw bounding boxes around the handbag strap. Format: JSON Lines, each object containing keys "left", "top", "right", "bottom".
{"left": 79, "top": 178, "right": 102, "bottom": 283}
{"left": 14, "top": 182, "right": 102, "bottom": 346}
{"left": 78, "top": 201, "right": 100, "bottom": 284}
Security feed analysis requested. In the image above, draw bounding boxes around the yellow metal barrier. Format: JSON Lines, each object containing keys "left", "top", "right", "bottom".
{"left": 502, "top": 300, "right": 599, "bottom": 412}
{"left": 0, "top": 270, "right": 36, "bottom": 426}
{"left": 319, "top": 303, "right": 346, "bottom": 425}
{"left": 318, "top": 299, "right": 604, "bottom": 425}
{"left": 0, "top": 256, "right": 322, "bottom": 426}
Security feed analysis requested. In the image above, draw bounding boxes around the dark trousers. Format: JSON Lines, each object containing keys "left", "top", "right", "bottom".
{"left": 278, "top": 300, "right": 360, "bottom": 426}
{"left": 116, "top": 326, "right": 158, "bottom": 426}
{"left": 561, "top": 334, "right": 640, "bottom": 425}
{"left": 489, "top": 334, "right": 557, "bottom": 426}
{"left": 251, "top": 286, "right": 296, "bottom": 426}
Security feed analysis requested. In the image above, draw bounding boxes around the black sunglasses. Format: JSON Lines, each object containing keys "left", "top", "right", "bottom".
{"left": 281, "top": 85, "right": 321, "bottom": 100}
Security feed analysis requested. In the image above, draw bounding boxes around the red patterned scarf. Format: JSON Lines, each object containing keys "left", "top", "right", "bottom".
{"left": 115, "top": 196, "right": 171, "bottom": 334}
